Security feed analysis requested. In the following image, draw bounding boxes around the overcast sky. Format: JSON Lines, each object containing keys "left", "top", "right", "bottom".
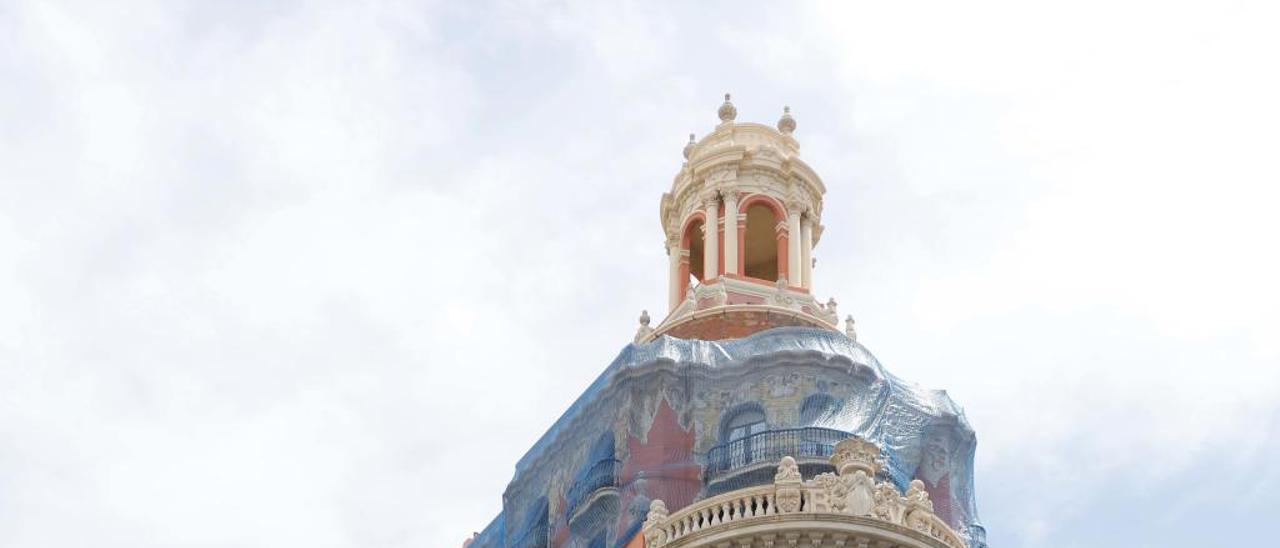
{"left": 2, "top": 1, "right": 1278, "bottom": 547}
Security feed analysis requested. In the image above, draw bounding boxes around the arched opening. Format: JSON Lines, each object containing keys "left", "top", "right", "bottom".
{"left": 679, "top": 215, "right": 706, "bottom": 300}
{"left": 742, "top": 199, "right": 783, "bottom": 282}
{"left": 721, "top": 405, "right": 768, "bottom": 442}
{"left": 799, "top": 394, "right": 838, "bottom": 427}
{"left": 718, "top": 404, "right": 768, "bottom": 471}
{"left": 587, "top": 432, "right": 615, "bottom": 463}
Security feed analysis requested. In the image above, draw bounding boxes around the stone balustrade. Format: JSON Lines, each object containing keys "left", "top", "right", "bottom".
{"left": 642, "top": 438, "right": 966, "bottom": 548}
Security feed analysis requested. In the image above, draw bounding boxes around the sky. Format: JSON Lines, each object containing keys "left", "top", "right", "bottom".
{"left": 1, "top": 1, "right": 1278, "bottom": 546}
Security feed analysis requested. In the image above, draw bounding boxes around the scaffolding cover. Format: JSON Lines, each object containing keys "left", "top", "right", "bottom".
{"left": 469, "top": 327, "right": 986, "bottom": 548}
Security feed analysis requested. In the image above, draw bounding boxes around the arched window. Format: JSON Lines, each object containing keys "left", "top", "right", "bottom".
{"left": 799, "top": 394, "right": 838, "bottom": 426}
{"left": 721, "top": 405, "right": 767, "bottom": 442}
{"left": 681, "top": 216, "right": 706, "bottom": 294}
{"left": 742, "top": 199, "right": 783, "bottom": 282}
{"left": 587, "top": 432, "right": 615, "bottom": 463}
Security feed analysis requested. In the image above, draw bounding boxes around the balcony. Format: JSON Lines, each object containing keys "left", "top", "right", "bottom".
{"left": 566, "top": 458, "right": 622, "bottom": 535}
{"left": 703, "top": 427, "right": 851, "bottom": 496}
{"left": 642, "top": 438, "right": 966, "bottom": 548}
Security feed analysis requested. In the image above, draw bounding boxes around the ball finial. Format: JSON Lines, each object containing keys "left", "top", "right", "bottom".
{"left": 718, "top": 93, "right": 737, "bottom": 122}
{"left": 682, "top": 133, "right": 695, "bottom": 159}
{"left": 777, "top": 105, "right": 796, "bottom": 134}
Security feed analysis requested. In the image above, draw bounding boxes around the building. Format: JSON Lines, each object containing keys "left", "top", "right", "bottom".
{"left": 463, "top": 95, "right": 987, "bottom": 548}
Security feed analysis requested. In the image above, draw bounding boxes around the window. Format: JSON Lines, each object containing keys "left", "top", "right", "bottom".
{"left": 722, "top": 406, "right": 767, "bottom": 442}
{"left": 743, "top": 202, "right": 781, "bottom": 281}
{"left": 799, "top": 394, "right": 838, "bottom": 426}
{"left": 684, "top": 218, "right": 706, "bottom": 282}
{"left": 719, "top": 405, "right": 769, "bottom": 471}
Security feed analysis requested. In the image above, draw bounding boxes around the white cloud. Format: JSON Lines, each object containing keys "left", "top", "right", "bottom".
{"left": 2, "top": 1, "right": 1278, "bottom": 547}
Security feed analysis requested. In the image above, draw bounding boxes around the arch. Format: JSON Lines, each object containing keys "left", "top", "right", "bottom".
{"left": 719, "top": 403, "right": 768, "bottom": 443}
{"left": 739, "top": 194, "right": 788, "bottom": 283}
{"left": 799, "top": 394, "right": 839, "bottom": 426}
{"left": 679, "top": 212, "right": 707, "bottom": 299}
{"left": 586, "top": 431, "right": 615, "bottom": 463}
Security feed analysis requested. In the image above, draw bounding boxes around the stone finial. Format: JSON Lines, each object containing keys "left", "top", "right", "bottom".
{"left": 774, "top": 456, "right": 802, "bottom": 484}
{"left": 634, "top": 310, "right": 655, "bottom": 343}
{"left": 903, "top": 480, "right": 936, "bottom": 533}
{"left": 905, "top": 480, "right": 934, "bottom": 510}
{"left": 682, "top": 133, "right": 695, "bottom": 159}
{"left": 718, "top": 93, "right": 737, "bottom": 123}
{"left": 645, "top": 499, "right": 669, "bottom": 524}
{"left": 643, "top": 499, "right": 670, "bottom": 547}
{"left": 826, "top": 297, "right": 838, "bottom": 318}
{"left": 777, "top": 105, "right": 796, "bottom": 134}
{"left": 845, "top": 315, "right": 857, "bottom": 341}
{"left": 830, "top": 437, "right": 884, "bottom": 477}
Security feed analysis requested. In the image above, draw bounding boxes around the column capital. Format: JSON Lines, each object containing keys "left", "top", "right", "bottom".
{"left": 720, "top": 187, "right": 742, "bottom": 203}
{"left": 701, "top": 190, "right": 721, "bottom": 207}
{"left": 785, "top": 200, "right": 807, "bottom": 216}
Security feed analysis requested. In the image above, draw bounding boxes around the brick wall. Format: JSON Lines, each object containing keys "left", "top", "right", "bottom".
{"left": 659, "top": 310, "right": 832, "bottom": 341}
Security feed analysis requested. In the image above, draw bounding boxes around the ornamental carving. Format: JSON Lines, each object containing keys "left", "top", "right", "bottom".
{"left": 811, "top": 469, "right": 875, "bottom": 516}
{"left": 830, "top": 437, "right": 884, "bottom": 476}
{"left": 643, "top": 499, "right": 670, "bottom": 547}
{"left": 643, "top": 437, "right": 966, "bottom": 548}
{"left": 774, "top": 456, "right": 803, "bottom": 513}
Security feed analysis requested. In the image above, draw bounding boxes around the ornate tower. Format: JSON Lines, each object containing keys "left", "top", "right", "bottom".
{"left": 464, "top": 96, "right": 985, "bottom": 548}
{"left": 646, "top": 95, "right": 841, "bottom": 343}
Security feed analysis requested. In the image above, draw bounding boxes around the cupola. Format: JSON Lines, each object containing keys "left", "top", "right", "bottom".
{"left": 643, "top": 95, "right": 843, "bottom": 342}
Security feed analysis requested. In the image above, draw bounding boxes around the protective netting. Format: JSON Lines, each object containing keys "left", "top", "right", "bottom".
{"left": 466, "top": 327, "right": 986, "bottom": 548}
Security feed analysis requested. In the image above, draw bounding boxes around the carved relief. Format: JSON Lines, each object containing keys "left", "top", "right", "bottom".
{"left": 774, "top": 456, "right": 803, "bottom": 513}
{"left": 641, "top": 438, "right": 965, "bottom": 548}
{"left": 643, "top": 499, "right": 670, "bottom": 548}
{"left": 903, "top": 479, "right": 936, "bottom": 533}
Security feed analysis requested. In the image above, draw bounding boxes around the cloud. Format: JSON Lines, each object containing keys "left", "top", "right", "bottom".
{"left": 1, "top": 1, "right": 1277, "bottom": 547}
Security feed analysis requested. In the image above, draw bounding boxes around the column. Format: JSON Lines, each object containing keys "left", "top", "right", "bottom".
{"left": 722, "top": 190, "right": 740, "bottom": 275}
{"left": 801, "top": 217, "right": 814, "bottom": 290}
{"left": 667, "top": 239, "right": 681, "bottom": 310}
{"left": 703, "top": 194, "right": 719, "bottom": 280}
{"left": 786, "top": 205, "right": 802, "bottom": 286}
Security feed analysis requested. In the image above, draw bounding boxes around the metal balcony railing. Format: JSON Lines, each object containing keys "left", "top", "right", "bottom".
{"left": 565, "top": 458, "right": 621, "bottom": 517}
{"left": 702, "top": 427, "right": 852, "bottom": 483}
